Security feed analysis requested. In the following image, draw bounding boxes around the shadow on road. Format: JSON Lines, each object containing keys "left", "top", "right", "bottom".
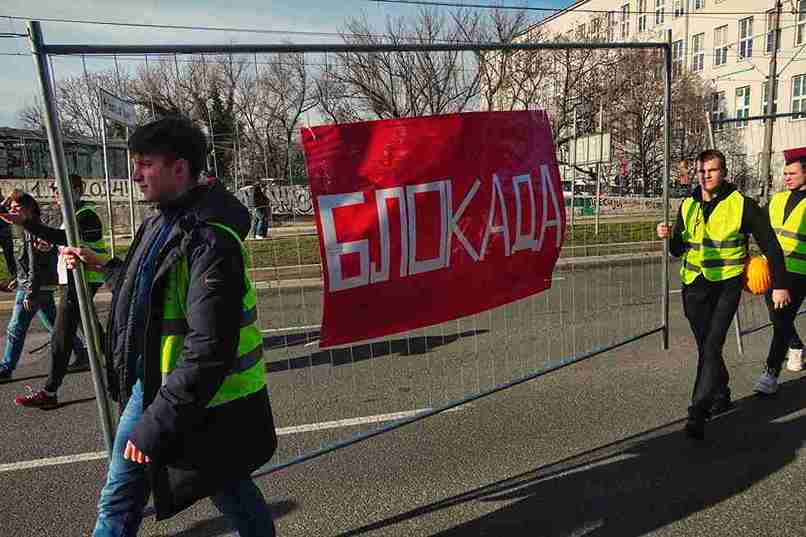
{"left": 338, "top": 376, "right": 806, "bottom": 537}
{"left": 151, "top": 499, "right": 297, "bottom": 537}
{"left": 265, "top": 330, "right": 489, "bottom": 374}
{"left": 0, "top": 373, "right": 48, "bottom": 385}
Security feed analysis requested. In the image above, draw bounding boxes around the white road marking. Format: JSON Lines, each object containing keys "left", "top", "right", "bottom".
{"left": 0, "top": 405, "right": 468, "bottom": 474}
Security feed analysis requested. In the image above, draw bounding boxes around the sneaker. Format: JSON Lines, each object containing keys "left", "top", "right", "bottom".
{"left": 754, "top": 369, "right": 779, "bottom": 396}
{"left": 786, "top": 348, "right": 803, "bottom": 372}
{"left": 254, "top": 235, "right": 265, "bottom": 240}
{"left": 14, "top": 387, "right": 58, "bottom": 409}
{"left": 0, "top": 367, "right": 11, "bottom": 381}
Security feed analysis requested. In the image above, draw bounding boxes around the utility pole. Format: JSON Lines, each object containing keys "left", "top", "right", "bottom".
{"left": 760, "top": 0, "right": 783, "bottom": 202}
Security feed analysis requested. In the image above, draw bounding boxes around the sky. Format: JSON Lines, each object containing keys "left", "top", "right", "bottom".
{"left": 0, "top": 0, "right": 573, "bottom": 129}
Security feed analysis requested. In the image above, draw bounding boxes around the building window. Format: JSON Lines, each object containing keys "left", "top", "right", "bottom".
{"left": 694, "top": 0, "right": 705, "bottom": 9}
{"left": 762, "top": 80, "right": 778, "bottom": 115}
{"left": 736, "top": 86, "right": 751, "bottom": 127}
{"left": 712, "top": 91, "right": 726, "bottom": 130}
{"left": 766, "top": 10, "right": 780, "bottom": 54}
{"left": 792, "top": 75, "right": 806, "bottom": 119}
{"left": 589, "top": 17, "right": 601, "bottom": 41}
{"left": 798, "top": 0, "right": 806, "bottom": 45}
{"left": 674, "top": 0, "right": 684, "bottom": 18}
{"left": 655, "top": 0, "right": 665, "bottom": 25}
{"left": 638, "top": 0, "right": 647, "bottom": 32}
{"left": 691, "top": 33, "right": 705, "bottom": 72}
{"left": 739, "top": 17, "right": 753, "bottom": 59}
{"left": 607, "top": 11, "right": 616, "bottom": 41}
{"left": 576, "top": 23, "right": 586, "bottom": 41}
{"left": 620, "top": 4, "right": 630, "bottom": 39}
{"left": 672, "top": 39, "right": 684, "bottom": 76}
{"left": 714, "top": 25, "right": 728, "bottom": 66}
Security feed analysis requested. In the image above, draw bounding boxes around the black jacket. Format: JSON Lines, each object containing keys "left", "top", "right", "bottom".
{"left": 103, "top": 183, "right": 276, "bottom": 520}
{"left": 15, "top": 228, "right": 58, "bottom": 298}
{"left": 669, "top": 182, "right": 789, "bottom": 289}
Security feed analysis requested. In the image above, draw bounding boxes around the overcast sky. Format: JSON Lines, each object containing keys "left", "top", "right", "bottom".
{"left": 0, "top": 0, "right": 572, "bottom": 128}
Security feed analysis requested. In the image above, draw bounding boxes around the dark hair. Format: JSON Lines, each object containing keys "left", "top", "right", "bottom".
{"left": 8, "top": 190, "right": 41, "bottom": 218}
{"left": 785, "top": 155, "right": 806, "bottom": 170}
{"left": 128, "top": 116, "right": 207, "bottom": 180}
{"left": 68, "top": 173, "right": 83, "bottom": 193}
{"left": 696, "top": 149, "right": 727, "bottom": 173}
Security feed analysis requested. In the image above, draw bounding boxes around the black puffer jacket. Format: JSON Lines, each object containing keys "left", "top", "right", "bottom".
{"left": 16, "top": 229, "right": 58, "bottom": 298}
{"left": 103, "top": 183, "right": 276, "bottom": 520}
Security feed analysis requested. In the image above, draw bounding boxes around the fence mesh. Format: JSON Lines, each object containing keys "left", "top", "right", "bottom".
{"left": 29, "top": 42, "right": 675, "bottom": 469}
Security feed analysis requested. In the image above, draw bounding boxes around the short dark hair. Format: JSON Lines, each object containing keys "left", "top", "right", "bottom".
{"left": 785, "top": 155, "right": 806, "bottom": 170}
{"left": 68, "top": 173, "right": 83, "bottom": 193}
{"left": 8, "top": 189, "right": 41, "bottom": 217}
{"left": 128, "top": 116, "right": 207, "bottom": 180}
{"left": 696, "top": 149, "right": 727, "bottom": 173}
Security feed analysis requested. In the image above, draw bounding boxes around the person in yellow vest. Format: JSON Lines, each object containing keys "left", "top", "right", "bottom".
{"left": 657, "top": 149, "right": 790, "bottom": 440}
{"left": 754, "top": 155, "right": 806, "bottom": 395}
{"left": 62, "top": 116, "right": 277, "bottom": 536}
{"left": 0, "top": 173, "right": 106, "bottom": 408}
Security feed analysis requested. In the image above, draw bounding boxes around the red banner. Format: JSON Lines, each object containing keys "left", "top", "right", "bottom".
{"left": 302, "top": 111, "right": 565, "bottom": 348}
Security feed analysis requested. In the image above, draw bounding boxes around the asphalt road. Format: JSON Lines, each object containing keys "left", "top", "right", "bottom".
{"left": 0, "top": 258, "right": 803, "bottom": 536}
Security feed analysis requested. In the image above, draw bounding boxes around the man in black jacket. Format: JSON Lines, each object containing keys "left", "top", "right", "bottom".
{"left": 63, "top": 116, "right": 277, "bottom": 536}
{"left": 3, "top": 173, "right": 103, "bottom": 408}
{"left": 0, "top": 191, "right": 83, "bottom": 381}
{"left": 657, "top": 149, "right": 790, "bottom": 440}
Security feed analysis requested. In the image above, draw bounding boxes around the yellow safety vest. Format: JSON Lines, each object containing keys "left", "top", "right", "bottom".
{"left": 75, "top": 202, "right": 108, "bottom": 284}
{"left": 680, "top": 191, "right": 748, "bottom": 284}
{"left": 159, "top": 222, "right": 266, "bottom": 408}
{"left": 769, "top": 190, "right": 806, "bottom": 275}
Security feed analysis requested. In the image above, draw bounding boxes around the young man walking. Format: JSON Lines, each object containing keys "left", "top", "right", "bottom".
{"left": 63, "top": 116, "right": 277, "bottom": 536}
{"left": 657, "top": 149, "right": 790, "bottom": 440}
{"left": 2, "top": 173, "right": 106, "bottom": 407}
{"left": 755, "top": 155, "right": 806, "bottom": 394}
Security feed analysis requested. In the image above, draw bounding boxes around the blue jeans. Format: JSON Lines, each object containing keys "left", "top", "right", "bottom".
{"left": 0, "top": 290, "right": 86, "bottom": 373}
{"left": 94, "top": 381, "right": 276, "bottom": 537}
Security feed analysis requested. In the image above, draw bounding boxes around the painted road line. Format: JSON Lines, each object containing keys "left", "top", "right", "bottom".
{"left": 0, "top": 406, "right": 468, "bottom": 474}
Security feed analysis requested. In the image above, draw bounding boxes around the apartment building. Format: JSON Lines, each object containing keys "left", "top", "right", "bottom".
{"left": 531, "top": 0, "right": 806, "bottom": 186}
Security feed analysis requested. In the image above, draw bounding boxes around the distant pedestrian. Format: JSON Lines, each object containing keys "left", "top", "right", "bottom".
{"left": 0, "top": 190, "right": 83, "bottom": 381}
{"left": 1, "top": 173, "right": 107, "bottom": 408}
{"left": 0, "top": 187, "right": 17, "bottom": 280}
{"left": 63, "top": 116, "right": 277, "bottom": 536}
{"left": 253, "top": 184, "right": 271, "bottom": 239}
{"left": 657, "top": 149, "right": 790, "bottom": 440}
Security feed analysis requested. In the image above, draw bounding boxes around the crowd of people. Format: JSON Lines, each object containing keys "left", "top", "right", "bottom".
{"left": 1, "top": 120, "right": 806, "bottom": 534}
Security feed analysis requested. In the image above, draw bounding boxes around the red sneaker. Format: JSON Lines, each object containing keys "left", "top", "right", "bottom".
{"left": 15, "top": 387, "right": 58, "bottom": 409}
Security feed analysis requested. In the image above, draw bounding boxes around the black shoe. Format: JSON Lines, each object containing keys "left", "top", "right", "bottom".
{"left": 0, "top": 367, "right": 11, "bottom": 381}
{"left": 710, "top": 396, "right": 734, "bottom": 418}
{"left": 66, "top": 357, "right": 90, "bottom": 372}
{"left": 685, "top": 407, "right": 707, "bottom": 441}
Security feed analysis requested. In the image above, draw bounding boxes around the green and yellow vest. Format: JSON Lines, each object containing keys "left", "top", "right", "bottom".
{"left": 75, "top": 202, "right": 108, "bottom": 284}
{"left": 159, "top": 222, "right": 266, "bottom": 407}
{"left": 769, "top": 190, "right": 806, "bottom": 275}
{"left": 680, "top": 191, "right": 748, "bottom": 284}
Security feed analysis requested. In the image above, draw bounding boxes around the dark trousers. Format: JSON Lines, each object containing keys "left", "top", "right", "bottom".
{"left": 44, "top": 282, "right": 100, "bottom": 393}
{"left": 764, "top": 284, "right": 806, "bottom": 375}
{"left": 0, "top": 234, "right": 16, "bottom": 277}
{"left": 682, "top": 275, "right": 743, "bottom": 414}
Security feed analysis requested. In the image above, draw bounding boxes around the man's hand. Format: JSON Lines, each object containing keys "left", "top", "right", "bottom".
{"left": 61, "top": 246, "right": 104, "bottom": 271}
{"left": 772, "top": 288, "right": 791, "bottom": 309}
{"left": 123, "top": 440, "right": 151, "bottom": 464}
{"left": 0, "top": 212, "right": 27, "bottom": 226}
{"left": 34, "top": 238, "right": 52, "bottom": 252}
{"left": 657, "top": 222, "right": 671, "bottom": 239}
{"left": 22, "top": 296, "right": 37, "bottom": 312}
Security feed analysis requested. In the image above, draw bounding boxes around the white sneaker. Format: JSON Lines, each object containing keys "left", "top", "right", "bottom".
{"left": 254, "top": 235, "right": 265, "bottom": 240}
{"left": 754, "top": 370, "right": 779, "bottom": 395}
{"left": 786, "top": 348, "right": 804, "bottom": 372}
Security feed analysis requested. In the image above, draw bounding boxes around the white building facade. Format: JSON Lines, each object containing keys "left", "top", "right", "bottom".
{"left": 531, "top": 0, "right": 806, "bottom": 188}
